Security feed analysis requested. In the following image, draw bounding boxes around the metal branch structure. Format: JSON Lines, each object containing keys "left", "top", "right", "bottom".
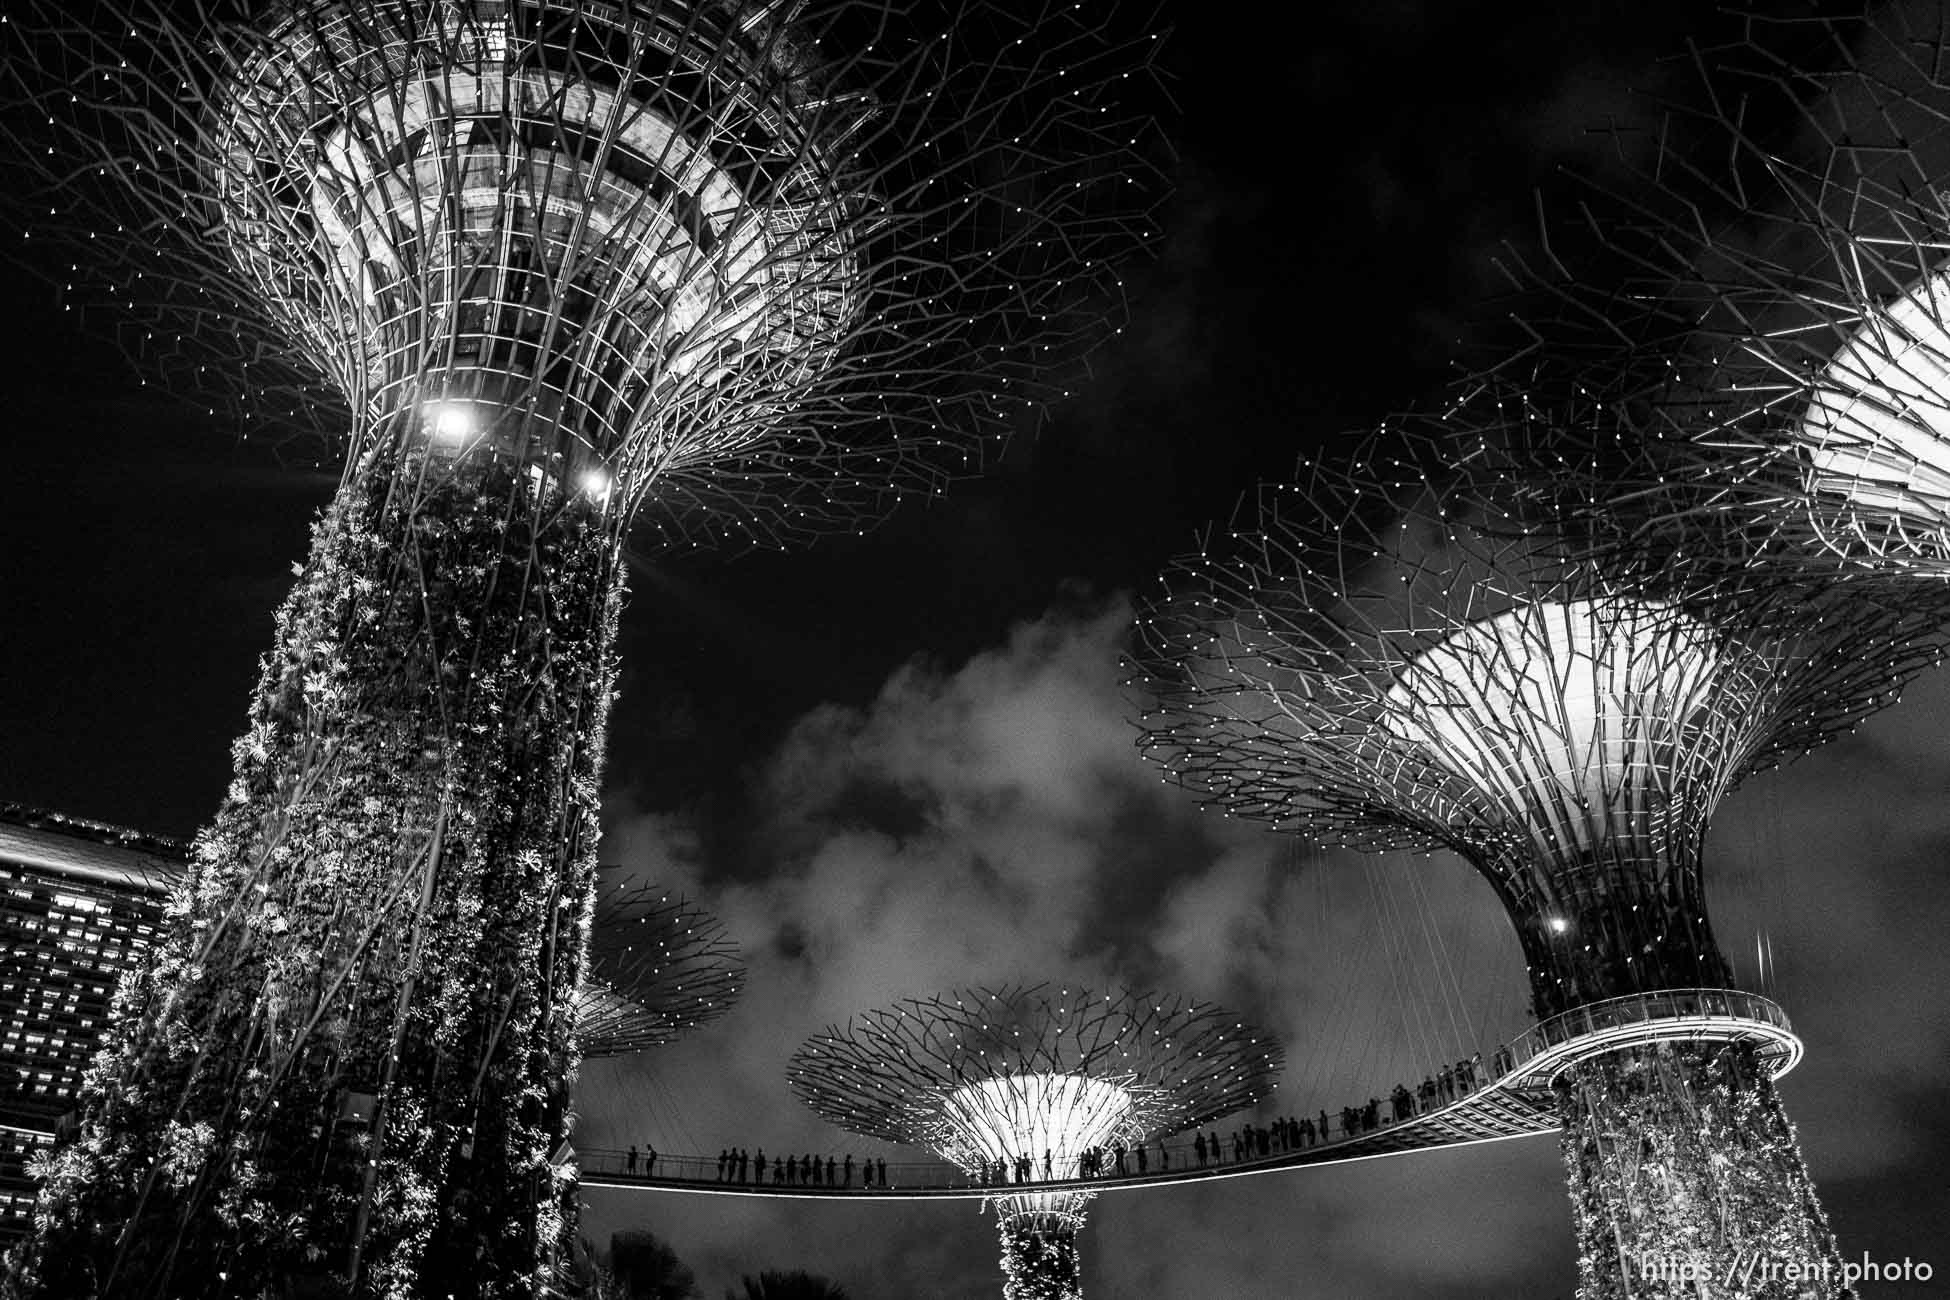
{"left": 1132, "top": 442, "right": 1939, "bottom": 1299}
{"left": 574, "top": 879, "right": 743, "bottom": 1057}
{"left": 0, "top": 3, "right": 1163, "bottom": 1296}
{"left": 1477, "top": 6, "right": 1950, "bottom": 590}
{"left": 789, "top": 984, "right": 1281, "bottom": 1300}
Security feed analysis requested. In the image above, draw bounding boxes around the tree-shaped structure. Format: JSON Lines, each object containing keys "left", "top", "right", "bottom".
{"left": 1132, "top": 443, "right": 1939, "bottom": 1298}
{"left": 575, "top": 880, "right": 744, "bottom": 1057}
{"left": 1477, "top": 7, "right": 1950, "bottom": 587}
{"left": 789, "top": 984, "right": 1280, "bottom": 1300}
{"left": 0, "top": 2, "right": 1161, "bottom": 1295}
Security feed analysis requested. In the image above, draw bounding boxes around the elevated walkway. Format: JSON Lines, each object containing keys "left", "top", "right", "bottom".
{"left": 579, "top": 988, "right": 1799, "bottom": 1200}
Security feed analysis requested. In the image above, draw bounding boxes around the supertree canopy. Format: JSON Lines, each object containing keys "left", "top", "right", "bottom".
{"left": 790, "top": 984, "right": 1281, "bottom": 1300}
{"left": 1474, "top": 5, "right": 1950, "bottom": 585}
{"left": 0, "top": 2, "right": 1162, "bottom": 1296}
{"left": 573, "top": 879, "right": 744, "bottom": 1056}
{"left": 1132, "top": 438, "right": 1940, "bottom": 1298}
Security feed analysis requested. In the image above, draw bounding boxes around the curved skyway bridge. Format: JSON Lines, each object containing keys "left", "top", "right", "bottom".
{"left": 581, "top": 988, "right": 1800, "bottom": 1201}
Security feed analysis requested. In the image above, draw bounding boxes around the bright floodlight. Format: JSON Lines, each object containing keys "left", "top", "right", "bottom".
{"left": 791, "top": 984, "right": 1281, "bottom": 1300}
{"left": 429, "top": 401, "right": 476, "bottom": 443}
{"left": 0, "top": 0, "right": 1165, "bottom": 1293}
{"left": 578, "top": 468, "right": 613, "bottom": 505}
{"left": 1132, "top": 439, "right": 1939, "bottom": 1297}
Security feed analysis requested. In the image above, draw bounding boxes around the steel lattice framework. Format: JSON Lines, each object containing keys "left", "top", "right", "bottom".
{"left": 1474, "top": 6, "right": 1950, "bottom": 588}
{"left": 575, "top": 880, "right": 744, "bottom": 1056}
{"left": 1131, "top": 435, "right": 1937, "bottom": 1299}
{"left": 0, "top": 3, "right": 1163, "bottom": 1297}
{"left": 790, "top": 983, "right": 1280, "bottom": 1300}
{"left": 3, "top": 0, "right": 1161, "bottom": 549}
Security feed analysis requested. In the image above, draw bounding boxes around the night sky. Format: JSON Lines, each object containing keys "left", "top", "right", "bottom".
{"left": 3, "top": 1, "right": 1949, "bottom": 1296}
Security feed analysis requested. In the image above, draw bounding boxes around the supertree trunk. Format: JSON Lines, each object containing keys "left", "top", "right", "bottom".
{"left": 4, "top": 451, "right": 623, "bottom": 1300}
{"left": 1506, "top": 848, "right": 1734, "bottom": 1021}
{"left": 997, "top": 1212, "right": 1084, "bottom": 1300}
{"left": 1556, "top": 1042, "right": 1852, "bottom": 1300}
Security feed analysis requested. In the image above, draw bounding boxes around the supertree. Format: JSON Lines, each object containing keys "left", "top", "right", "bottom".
{"left": 788, "top": 983, "right": 1280, "bottom": 1300}
{"left": 1130, "top": 438, "right": 1942, "bottom": 1299}
{"left": 0, "top": 1, "right": 1162, "bottom": 1295}
{"left": 574, "top": 879, "right": 744, "bottom": 1057}
{"left": 1469, "top": 5, "right": 1950, "bottom": 587}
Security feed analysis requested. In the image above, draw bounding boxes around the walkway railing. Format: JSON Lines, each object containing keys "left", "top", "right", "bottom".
{"left": 1497, "top": 988, "right": 1800, "bottom": 1089}
{"left": 579, "top": 987, "right": 1799, "bottom": 1201}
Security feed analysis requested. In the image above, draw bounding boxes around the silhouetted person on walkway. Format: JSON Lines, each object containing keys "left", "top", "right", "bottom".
{"left": 1194, "top": 1131, "right": 1207, "bottom": 1166}
{"left": 877, "top": 1157, "right": 887, "bottom": 1186}
{"left": 844, "top": 1154, "right": 854, "bottom": 1187}
{"left": 755, "top": 1150, "right": 767, "bottom": 1183}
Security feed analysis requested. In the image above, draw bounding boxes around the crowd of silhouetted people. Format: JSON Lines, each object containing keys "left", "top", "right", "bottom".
{"left": 695, "top": 1148, "right": 890, "bottom": 1188}
{"left": 618, "top": 1145, "right": 902, "bottom": 1188}
{"left": 609, "top": 1046, "right": 1513, "bottom": 1190}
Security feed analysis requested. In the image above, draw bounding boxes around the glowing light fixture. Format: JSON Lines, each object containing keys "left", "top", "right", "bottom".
{"left": 428, "top": 401, "right": 474, "bottom": 442}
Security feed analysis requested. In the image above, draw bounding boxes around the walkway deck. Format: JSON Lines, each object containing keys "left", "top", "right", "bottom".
{"left": 580, "top": 988, "right": 1798, "bottom": 1201}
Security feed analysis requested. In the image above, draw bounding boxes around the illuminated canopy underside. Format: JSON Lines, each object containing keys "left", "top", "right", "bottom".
{"left": 1801, "top": 268, "right": 1950, "bottom": 543}
{"left": 210, "top": 1, "right": 855, "bottom": 473}
{"left": 1383, "top": 599, "right": 1738, "bottom": 862}
{"left": 940, "top": 1074, "right": 1136, "bottom": 1172}
{"left": 789, "top": 984, "right": 1279, "bottom": 1161}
